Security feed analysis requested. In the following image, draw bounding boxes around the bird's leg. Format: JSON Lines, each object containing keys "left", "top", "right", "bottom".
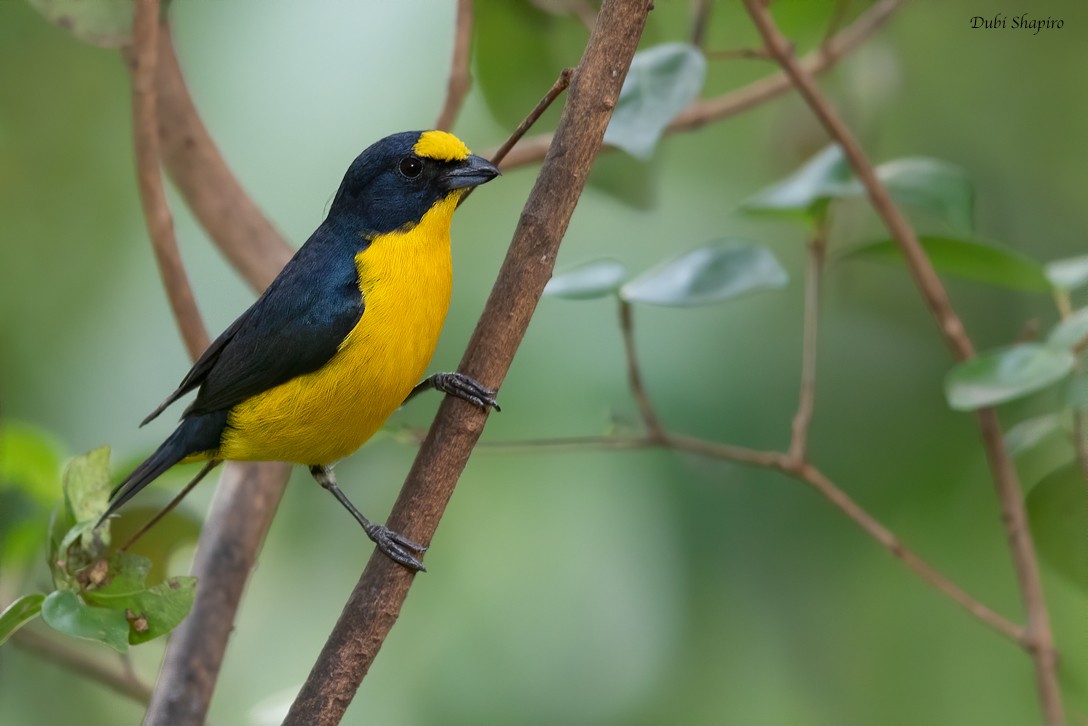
{"left": 308, "top": 465, "right": 428, "bottom": 572}
{"left": 402, "top": 372, "right": 501, "bottom": 411}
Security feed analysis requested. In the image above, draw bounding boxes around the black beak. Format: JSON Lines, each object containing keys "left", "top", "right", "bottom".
{"left": 443, "top": 154, "right": 500, "bottom": 191}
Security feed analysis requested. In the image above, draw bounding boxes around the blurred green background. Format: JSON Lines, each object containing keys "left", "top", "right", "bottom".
{"left": 2, "top": 0, "right": 1086, "bottom": 723}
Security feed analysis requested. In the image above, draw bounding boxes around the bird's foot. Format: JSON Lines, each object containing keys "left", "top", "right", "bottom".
{"left": 364, "top": 522, "right": 428, "bottom": 572}
{"left": 431, "top": 372, "right": 501, "bottom": 412}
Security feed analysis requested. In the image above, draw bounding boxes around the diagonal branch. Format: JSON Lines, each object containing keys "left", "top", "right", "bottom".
{"left": 128, "top": 0, "right": 208, "bottom": 361}
{"left": 435, "top": 0, "right": 474, "bottom": 131}
{"left": 741, "top": 1, "right": 1064, "bottom": 723}
{"left": 284, "top": 2, "right": 655, "bottom": 723}
{"left": 13, "top": 629, "right": 153, "bottom": 705}
{"left": 488, "top": 0, "right": 905, "bottom": 170}
{"left": 123, "top": 16, "right": 296, "bottom": 726}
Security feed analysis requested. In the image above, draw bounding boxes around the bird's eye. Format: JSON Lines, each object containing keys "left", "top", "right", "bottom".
{"left": 398, "top": 156, "right": 423, "bottom": 178}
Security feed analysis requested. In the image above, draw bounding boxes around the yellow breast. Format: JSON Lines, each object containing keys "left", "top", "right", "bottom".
{"left": 217, "top": 195, "right": 457, "bottom": 465}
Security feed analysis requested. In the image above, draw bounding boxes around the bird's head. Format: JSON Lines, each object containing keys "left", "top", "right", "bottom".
{"left": 328, "top": 130, "right": 499, "bottom": 236}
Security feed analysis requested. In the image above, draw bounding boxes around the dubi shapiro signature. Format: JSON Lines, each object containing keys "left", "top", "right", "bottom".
{"left": 971, "top": 13, "right": 1064, "bottom": 34}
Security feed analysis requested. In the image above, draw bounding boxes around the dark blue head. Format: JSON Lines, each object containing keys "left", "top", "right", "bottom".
{"left": 327, "top": 130, "right": 499, "bottom": 237}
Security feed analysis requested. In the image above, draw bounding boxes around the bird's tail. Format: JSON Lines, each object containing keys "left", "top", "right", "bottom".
{"left": 99, "top": 411, "right": 227, "bottom": 527}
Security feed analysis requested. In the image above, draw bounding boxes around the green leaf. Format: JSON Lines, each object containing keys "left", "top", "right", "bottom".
{"left": 1045, "top": 255, "right": 1088, "bottom": 291}
{"left": 603, "top": 43, "right": 706, "bottom": 160}
{"left": 89, "top": 552, "right": 152, "bottom": 597}
{"left": 63, "top": 447, "right": 112, "bottom": 526}
{"left": 25, "top": 0, "right": 135, "bottom": 48}
{"left": 842, "top": 236, "right": 1051, "bottom": 293}
{"left": 1047, "top": 307, "right": 1088, "bottom": 349}
{"left": 620, "top": 240, "right": 788, "bottom": 307}
{"left": 944, "top": 344, "right": 1076, "bottom": 411}
{"left": 544, "top": 259, "right": 628, "bottom": 300}
{"left": 0, "top": 593, "right": 45, "bottom": 646}
{"left": 839, "top": 158, "right": 974, "bottom": 234}
{"left": 1004, "top": 413, "right": 1065, "bottom": 457}
{"left": 1027, "top": 463, "right": 1088, "bottom": 593}
{"left": 86, "top": 576, "right": 196, "bottom": 645}
{"left": 741, "top": 145, "right": 850, "bottom": 221}
{"left": 40, "top": 590, "right": 129, "bottom": 652}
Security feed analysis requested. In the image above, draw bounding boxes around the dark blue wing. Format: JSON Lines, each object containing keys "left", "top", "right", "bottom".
{"left": 143, "top": 228, "right": 365, "bottom": 423}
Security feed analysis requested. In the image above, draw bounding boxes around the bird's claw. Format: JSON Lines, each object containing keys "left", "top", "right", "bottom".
{"left": 366, "top": 523, "right": 428, "bottom": 572}
{"left": 434, "top": 372, "right": 501, "bottom": 412}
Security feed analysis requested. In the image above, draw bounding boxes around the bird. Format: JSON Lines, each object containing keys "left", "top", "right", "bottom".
{"left": 97, "top": 130, "right": 501, "bottom": 571}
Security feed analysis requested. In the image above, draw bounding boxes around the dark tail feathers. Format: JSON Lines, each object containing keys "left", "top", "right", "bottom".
{"left": 98, "top": 411, "right": 227, "bottom": 527}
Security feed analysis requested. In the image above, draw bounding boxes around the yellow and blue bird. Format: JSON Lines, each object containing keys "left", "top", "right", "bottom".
{"left": 99, "top": 130, "right": 500, "bottom": 571}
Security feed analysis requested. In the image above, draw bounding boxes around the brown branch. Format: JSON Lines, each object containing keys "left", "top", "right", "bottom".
{"left": 434, "top": 0, "right": 474, "bottom": 131}
{"left": 787, "top": 217, "right": 828, "bottom": 463}
{"left": 705, "top": 47, "right": 772, "bottom": 61}
{"left": 13, "top": 629, "right": 153, "bottom": 705}
{"left": 153, "top": 26, "right": 294, "bottom": 292}
{"left": 619, "top": 300, "right": 664, "bottom": 438}
{"left": 487, "top": 0, "right": 905, "bottom": 170}
{"left": 128, "top": 0, "right": 208, "bottom": 361}
{"left": 144, "top": 460, "right": 290, "bottom": 725}
{"left": 127, "top": 18, "right": 296, "bottom": 726}
{"left": 466, "top": 429, "right": 1027, "bottom": 643}
{"left": 691, "top": 0, "right": 712, "bottom": 48}
{"left": 741, "top": 1, "right": 1064, "bottom": 722}
{"left": 283, "top": 3, "right": 654, "bottom": 723}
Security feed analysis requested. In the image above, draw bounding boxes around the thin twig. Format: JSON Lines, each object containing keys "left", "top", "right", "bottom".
{"left": 434, "top": 0, "right": 474, "bottom": 131}
{"left": 705, "top": 47, "right": 772, "bottom": 60}
{"left": 787, "top": 216, "right": 828, "bottom": 463}
{"left": 492, "top": 69, "right": 574, "bottom": 168}
{"left": 619, "top": 300, "right": 664, "bottom": 438}
{"left": 128, "top": 0, "right": 208, "bottom": 361}
{"left": 284, "top": 3, "right": 654, "bottom": 723}
{"left": 464, "top": 429, "right": 1027, "bottom": 643}
{"left": 460, "top": 67, "right": 573, "bottom": 205}
{"left": 487, "top": 0, "right": 905, "bottom": 170}
{"left": 691, "top": 0, "right": 712, "bottom": 48}
{"left": 741, "top": 1, "right": 1064, "bottom": 722}
{"left": 12, "top": 629, "right": 153, "bottom": 705}
{"left": 118, "top": 460, "right": 220, "bottom": 552}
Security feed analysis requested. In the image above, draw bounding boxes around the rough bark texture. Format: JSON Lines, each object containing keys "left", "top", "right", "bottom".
{"left": 284, "top": 2, "right": 654, "bottom": 723}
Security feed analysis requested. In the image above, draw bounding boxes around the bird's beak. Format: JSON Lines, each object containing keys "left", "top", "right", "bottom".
{"left": 443, "top": 154, "right": 501, "bottom": 191}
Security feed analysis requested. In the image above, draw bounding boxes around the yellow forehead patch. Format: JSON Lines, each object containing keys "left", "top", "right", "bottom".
{"left": 413, "top": 130, "right": 470, "bottom": 162}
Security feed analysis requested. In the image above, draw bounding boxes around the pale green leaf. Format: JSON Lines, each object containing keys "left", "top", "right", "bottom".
{"left": 1047, "top": 308, "right": 1088, "bottom": 349}
{"left": 544, "top": 259, "right": 628, "bottom": 300}
{"left": 944, "top": 344, "right": 1076, "bottom": 411}
{"left": 603, "top": 43, "right": 706, "bottom": 160}
{"left": 0, "top": 594, "right": 45, "bottom": 646}
{"left": 1045, "top": 255, "right": 1088, "bottom": 291}
{"left": 741, "top": 145, "right": 850, "bottom": 220}
{"left": 621, "top": 240, "right": 788, "bottom": 307}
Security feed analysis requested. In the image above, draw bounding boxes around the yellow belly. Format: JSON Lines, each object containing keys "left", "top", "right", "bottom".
{"left": 216, "top": 196, "right": 456, "bottom": 465}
